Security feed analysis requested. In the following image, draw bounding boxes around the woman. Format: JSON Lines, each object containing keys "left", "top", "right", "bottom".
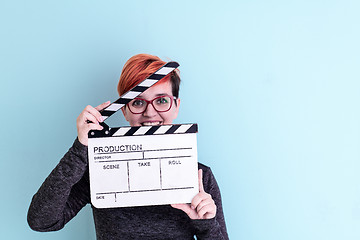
{"left": 27, "top": 54, "right": 229, "bottom": 239}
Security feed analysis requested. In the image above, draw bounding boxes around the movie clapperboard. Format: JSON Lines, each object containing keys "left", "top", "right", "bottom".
{"left": 88, "top": 62, "right": 199, "bottom": 208}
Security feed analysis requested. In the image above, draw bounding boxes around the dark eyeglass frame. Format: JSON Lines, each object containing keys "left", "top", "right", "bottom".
{"left": 127, "top": 95, "right": 177, "bottom": 114}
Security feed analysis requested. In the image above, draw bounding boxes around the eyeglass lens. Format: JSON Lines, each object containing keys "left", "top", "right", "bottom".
{"left": 129, "top": 96, "right": 172, "bottom": 113}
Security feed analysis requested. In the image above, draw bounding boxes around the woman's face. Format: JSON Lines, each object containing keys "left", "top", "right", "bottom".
{"left": 121, "top": 81, "right": 180, "bottom": 126}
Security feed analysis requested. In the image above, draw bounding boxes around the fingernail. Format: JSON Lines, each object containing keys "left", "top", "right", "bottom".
{"left": 191, "top": 205, "right": 195, "bottom": 210}
{"left": 100, "top": 116, "right": 104, "bottom": 122}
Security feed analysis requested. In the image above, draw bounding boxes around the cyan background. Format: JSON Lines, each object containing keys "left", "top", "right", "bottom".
{"left": 1, "top": 0, "right": 360, "bottom": 239}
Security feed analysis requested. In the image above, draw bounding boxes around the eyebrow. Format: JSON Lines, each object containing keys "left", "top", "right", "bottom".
{"left": 137, "top": 93, "right": 170, "bottom": 99}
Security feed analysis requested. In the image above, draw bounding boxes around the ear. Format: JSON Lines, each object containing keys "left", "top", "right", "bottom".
{"left": 176, "top": 98, "right": 181, "bottom": 108}
{"left": 173, "top": 98, "right": 180, "bottom": 118}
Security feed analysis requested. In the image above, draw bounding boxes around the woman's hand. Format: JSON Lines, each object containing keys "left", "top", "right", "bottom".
{"left": 76, "top": 101, "right": 111, "bottom": 146}
{"left": 171, "top": 169, "right": 217, "bottom": 219}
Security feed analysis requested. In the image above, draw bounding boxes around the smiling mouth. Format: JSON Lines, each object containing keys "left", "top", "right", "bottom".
{"left": 141, "top": 121, "right": 162, "bottom": 126}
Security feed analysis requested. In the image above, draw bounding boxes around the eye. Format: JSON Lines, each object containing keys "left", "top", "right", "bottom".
{"left": 156, "top": 97, "right": 170, "bottom": 105}
{"left": 132, "top": 99, "right": 145, "bottom": 108}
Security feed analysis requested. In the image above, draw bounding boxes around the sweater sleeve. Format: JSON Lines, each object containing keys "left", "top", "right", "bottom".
{"left": 192, "top": 164, "right": 229, "bottom": 240}
{"left": 27, "top": 138, "right": 91, "bottom": 232}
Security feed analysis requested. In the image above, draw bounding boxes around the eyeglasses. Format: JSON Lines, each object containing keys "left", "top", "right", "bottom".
{"left": 127, "top": 95, "right": 176, "bottom": 114}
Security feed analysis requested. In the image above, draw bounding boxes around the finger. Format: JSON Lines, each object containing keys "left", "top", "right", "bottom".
{"left": 196, "top": 198, "right": 214, "bottom": 213}
{"left": 95, "top": 101, "right": 111, "bottom": 112}
{"left": 82, "top": 111, "right": 99, "bottom": 125}
{"left": 197, "top": 203, "right": 216, "bottom": 219}
{"left": 87, "top": 123, "right": 104, "bottom": 131}
{"left": 77, "top": 112, "right": 95, "bottom": 128}
{"left": 198, "top": 169, "right": 204, "bottom": 192}
{"left": 191, "top": 192, "right": 209, "bottom": 210}
{"left": 85, "top": 105, "right": 104, "bottom": 123}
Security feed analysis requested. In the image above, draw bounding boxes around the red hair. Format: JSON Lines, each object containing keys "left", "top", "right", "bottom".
{"left": 117, "top": 54, "right": 180, "bottom": 98}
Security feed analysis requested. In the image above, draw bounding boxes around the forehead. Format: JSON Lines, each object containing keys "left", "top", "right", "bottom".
{"left": 137, "top": 81, "right": 172, "bottom": 99}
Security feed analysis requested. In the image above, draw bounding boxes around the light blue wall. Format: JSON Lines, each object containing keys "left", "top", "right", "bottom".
{"left": 1, "top": 0, "right": 360, "bottom": 239}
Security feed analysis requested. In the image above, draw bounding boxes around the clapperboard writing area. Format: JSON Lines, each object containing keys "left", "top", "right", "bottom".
{"left": 88, "top": 62, "right": 199, "bottom": 208}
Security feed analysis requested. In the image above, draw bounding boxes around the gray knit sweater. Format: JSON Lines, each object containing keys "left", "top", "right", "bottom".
{"left": 27, "top": 139, "right": 229, "bottom": 240}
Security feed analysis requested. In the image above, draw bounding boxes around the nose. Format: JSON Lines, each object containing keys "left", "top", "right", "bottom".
{"left": 142, "top": 102, "right": 158, "bottom": 117}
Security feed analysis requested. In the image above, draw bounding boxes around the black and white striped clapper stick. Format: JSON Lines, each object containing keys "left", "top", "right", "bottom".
{"left": 90, "top": 123, "right": 198, "bottom": 138}
{"left": 100, "top": 61, "right": 179, "bottom": 123}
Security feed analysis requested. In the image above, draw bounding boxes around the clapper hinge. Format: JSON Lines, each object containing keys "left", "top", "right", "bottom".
{"left": 89, "top": 122, "right": 115, "bottom": 138}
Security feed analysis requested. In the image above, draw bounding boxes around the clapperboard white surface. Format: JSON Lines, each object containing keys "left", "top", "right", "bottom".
{"left": 88, "top": 124, "right": 199, "bottom": 208}
{"left": 87, "top": 61, "right": 199, "bottom": 208}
